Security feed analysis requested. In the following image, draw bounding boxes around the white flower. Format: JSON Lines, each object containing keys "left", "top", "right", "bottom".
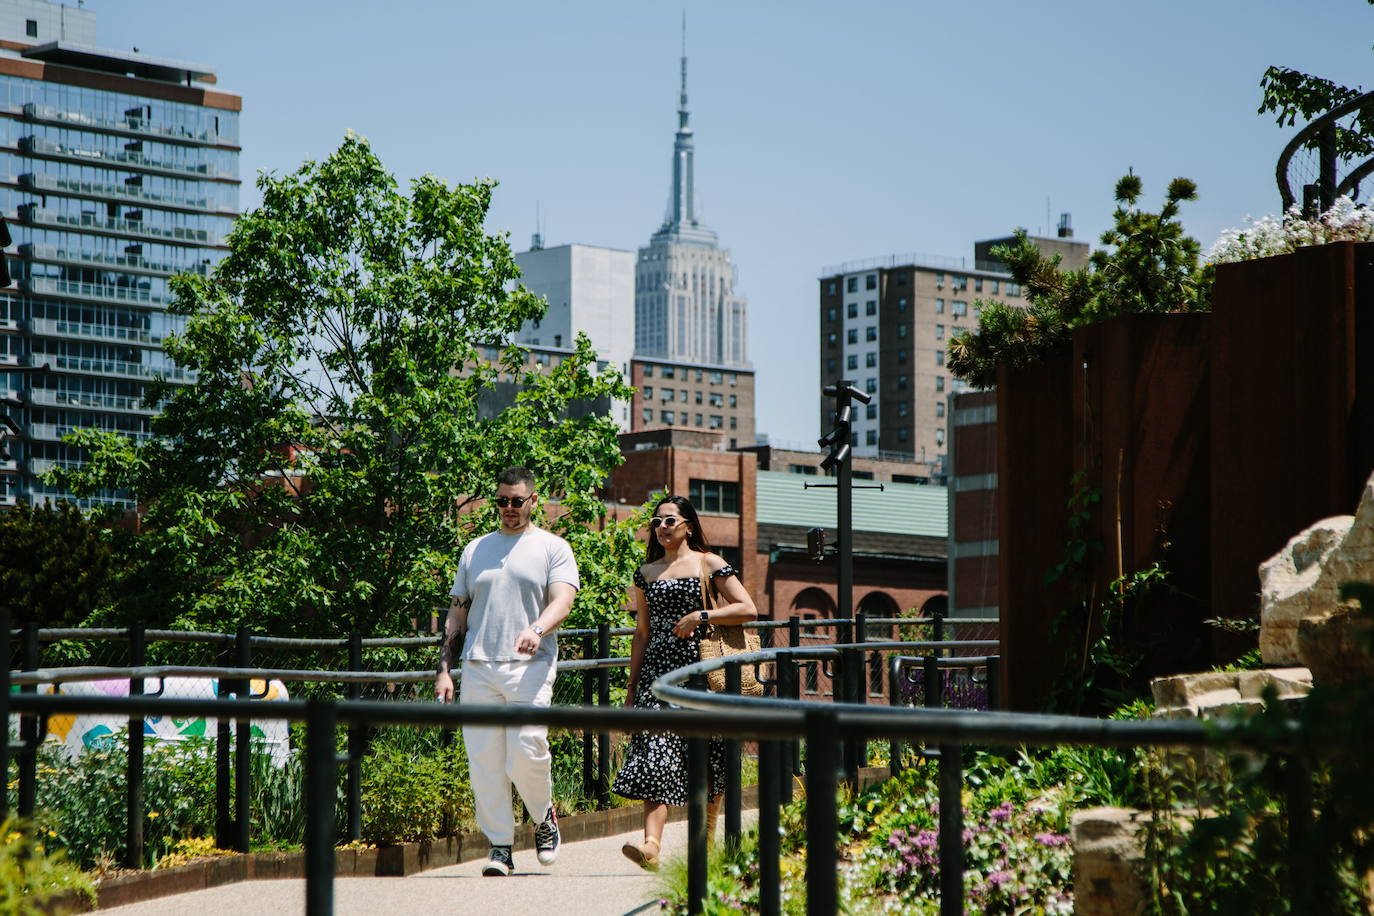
{"left": 1209, "top": 196, "right": 1374, "bottom": 264}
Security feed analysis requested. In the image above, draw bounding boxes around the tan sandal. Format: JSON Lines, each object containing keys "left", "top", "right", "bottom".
{"left": 621, "top": 837, "right": 661, "bottom": 870}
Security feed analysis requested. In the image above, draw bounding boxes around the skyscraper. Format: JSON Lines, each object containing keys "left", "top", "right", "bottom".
{"left": 633, "top": 35, "right": 748, "bottom": 370}
{"left": 0, "top": 0, "right": 240, "bottom": 507}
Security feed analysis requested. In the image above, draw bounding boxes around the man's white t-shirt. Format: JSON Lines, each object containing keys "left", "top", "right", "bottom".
{"left": 450, "top": 526, "right": 579, "bottom": 664}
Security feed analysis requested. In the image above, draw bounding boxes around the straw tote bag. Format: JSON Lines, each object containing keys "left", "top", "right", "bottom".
{"left": 696, "top": 557, "right": 764, "bottom": 696}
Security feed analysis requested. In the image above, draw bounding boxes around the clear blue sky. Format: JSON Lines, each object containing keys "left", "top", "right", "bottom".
{"left": 93, "top": 0, "right": 1372, "bottom": 447}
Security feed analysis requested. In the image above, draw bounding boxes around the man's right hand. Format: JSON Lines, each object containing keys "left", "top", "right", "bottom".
{"left": 435, "top": 669, "right": 455, "bottom": 703}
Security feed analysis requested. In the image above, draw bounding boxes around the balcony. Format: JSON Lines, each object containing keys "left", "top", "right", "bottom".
{"left": 46, "top": 353, "right": 194, "bottom": 383}
{"left": 19, "top": 172, "right": 236, "bottom": 215}
{"left": 18, "top": 135, "right": 235, "bottom": 181}
{"left": 27, "top": 386, "right": 156, "bottom": 415}
{"left": 20, "top": 243, "right": 212, "bottom": 278}
{"left": 28, "top": 422, "right": 152, "bottom": 443}
{"left": 23, "top": 276, "right": 172, "bottom": 309}
{"left": 29, "top": 316, "right": 162, "bottom": 347}
{"left": 22, "top": 102, "right": 231, "bottom": 148}
{"left": 18, "top": 205, "right": 213, "bottom": 247}
{"left": 26, "top": 456, "right": 78, "bottom": 476}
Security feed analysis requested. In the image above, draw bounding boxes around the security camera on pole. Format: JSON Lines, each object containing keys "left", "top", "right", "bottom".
{"left": 818, "top": 380, "right": 871, "bottom": 629}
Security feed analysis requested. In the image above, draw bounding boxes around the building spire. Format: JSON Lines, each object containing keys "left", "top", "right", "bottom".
{"left": 667, "top": 11, "right": 695, "bottom": 230}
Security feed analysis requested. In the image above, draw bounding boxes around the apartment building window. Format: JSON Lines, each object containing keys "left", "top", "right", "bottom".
{"left": 865, "top": 327, "right": 877, "bottom": 341}
{"left": 696, "top": 391, "right": 703, "bottom": 404}
{"left": 661, "top": 387, "right": 674, "bottom": 402}
{"left": 935, "top": 272, "right": 945, "bottom": 286}
{"left": 936, "top": 428, "right": 946, "bottom": 446}
{"left": 991, "top": 279, "right": 1000, "bottom": 294}
{"left": 866, "top": 274, "right": 877, "bottom": 290}
{"left": 974, "top": 277, "right": 983, "bottom": 293}
{"left": 853, "top": 470, "right": 875, "bottom": 480}
{"left": 828, "top": 282, "right": 837, "bottom": 295}
{"left": 709, "top": 415, "right": 723, "bottom": 429}
{"left": 866, "top": 301, "right": 877, "bottom": 315}
{"left": 662, "top": 410, "right": 676, "bottom": 424}
{"left": 847, "top": 302, "right": 858, "bottom": 318}
{"left": 642, "top": 408, "right": 653, "bottom": 424}
{"left": 710, "top": 371, "right": 723, "bottom": 384}
{"left": 847, "top": 329, "right": 858, "bottom": 344}
{"left": 729, "top": 416, "right": 737, "bottom": 429}
{"left": 826, "top": 358, "right": 836, "bottom": 373}
{"left": 644, "top": 365, "right": 654, "bottom": 377}
{"left": 1006, "top": 282, "right": 1022, "bottom": 297}
{"left": 936, "top": 324, "right": 944, "bottom": 339}
{"left": 690, "top": 479, "right": 740, "bottom": 514}
{"left": 709, "top": 392, "right": 724, "bottom": 407}
{"left": 865, "top": 378, "right": 877, "bottom": 394}
{"left": 696, "top": 369, "right": 704, "bottom": 382}
{"left": 866, "top": 430, "right": 877, "bottom": 445}
{"left": 695, "top": 413, "right": 703, "bottom": 426}
{"left": 25, "top": 19, "right": 37, "bottom": 37}
{"left": 847, "top": 354, "right": 857, "bottom": 370}
{"left": 866, "top": 403, "right": 877, "bottom": 420}
{"left": 935, "top": 298, "right": 945, "bottom": 314}
{"left": 898, "top": 374, "right": 908, "bottom": 389}
{"left": 953, "top": 276, "right": 968, "bottom": 291}
{"left": 789, "top": 464, "right": 818, "bottom": 475}
{"left": 828, "top": 332, "right": 838, "bottom": 346}
{"left": 898, "top": 298, "right": 908, "bottom": 312}
{"left": 644, "top": 386, "right": 653, "bottom": 399}
{"left": 847, "top": 277, "right": 858, "bottom": 293}
{"left": 935, "top": 377, "right": 946, "bottom": 392}
{"left": 663, "top": 366, "right": 675, "bottom": 379}
{"left": 898, "top": 427, "right": 909, "bottom": 442}
{"left": 535, "top": 352, "right": 549, "bottom": 366}
{"left": 952, "top": 301, "right": 968, "bottom": 316}
{"left": 865, "top": 352, "right": 877, "bottom": 368}
{"left": 897, "top": 350, "right": 908, "bottom": 364}
{"left": 827, "top": 306, "right": 837, "bottom": 321}
{"left": 730, "top": 373, "right": 737, "bottom": 386}
{"left": 936, "top": 402, "right": 946, "bottom": 418}
{"left": 936, "top": 352, "right": 945, "bottom": 366}
{"left": 893, "top": 474, "right": 923, "bottom": 484}
{"left": 729, "top": 395, "right": 737, "bottom": 408}
{"left": 898, "top": 402, "right": 909, "bottom": 417}
{"left": 678, "top": 390, "right": 688, "bottom": 403}
{"left": 953, "top": 379, "right": 969, "bottom": 392}
{"left": 898, "top": 324, "right": 908, "bottom": 338}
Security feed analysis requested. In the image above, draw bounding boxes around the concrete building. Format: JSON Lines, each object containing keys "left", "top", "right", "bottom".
{"left": 817, "top": 229, "right": 1088, "bottom": 468}
{"left": 513, "top": 242, "right": 635, "bottom": 429}
{"left": 0, "top": 0, "right": 240, "bottom": 507}
{"left": 633, "top": 45, "right": 748, "bottom": 370}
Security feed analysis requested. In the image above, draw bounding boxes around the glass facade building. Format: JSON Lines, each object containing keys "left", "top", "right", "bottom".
{"left": 0, "top": 30, "right": 240, "bottom": 506}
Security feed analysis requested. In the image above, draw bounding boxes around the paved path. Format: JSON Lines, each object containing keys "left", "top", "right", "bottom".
{"left": 97, "top": 820, "right": 696, "bottom": 916}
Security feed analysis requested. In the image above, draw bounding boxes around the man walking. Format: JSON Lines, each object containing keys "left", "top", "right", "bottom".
{"left": 436, "top": 466, "right": 579, "bottom": 876}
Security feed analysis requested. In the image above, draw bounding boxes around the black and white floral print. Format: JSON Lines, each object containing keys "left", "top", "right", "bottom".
{"left": 611, "top": 564, "right": 737, "bottom": 806}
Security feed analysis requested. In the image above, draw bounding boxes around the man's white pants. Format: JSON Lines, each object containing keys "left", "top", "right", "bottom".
{"left": 460, "top": 658, "right": 556, "bottom": 847}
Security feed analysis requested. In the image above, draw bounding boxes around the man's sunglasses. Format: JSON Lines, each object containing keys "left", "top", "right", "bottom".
{"left": 494, "top": 496, "right": 533, "bottom": 508}
{"left": 649, "top": 516, "right": 685, "bottom": 529}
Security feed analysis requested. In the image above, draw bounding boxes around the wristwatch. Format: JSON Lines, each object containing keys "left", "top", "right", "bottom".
{"left": 699, "top": 611, "right": 709, "bottom": 624}
{"left": 531, "top": 624, "right": 545, "bottom": 637}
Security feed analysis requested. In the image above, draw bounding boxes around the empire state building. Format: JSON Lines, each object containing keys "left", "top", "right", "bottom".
{"left": 634, "top": 47, "right": 749, "bottom": 369}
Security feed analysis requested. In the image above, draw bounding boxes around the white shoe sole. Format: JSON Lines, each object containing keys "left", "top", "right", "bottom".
{"left": 536, "top": 849, "right": 558, "bottom": 865}
{"left": 482, "top": 861, "right": 511, "bottom": 876}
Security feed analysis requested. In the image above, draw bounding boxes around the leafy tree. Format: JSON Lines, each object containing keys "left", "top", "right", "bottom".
{"left": 947, "top": 172, "right": 1211, "bottom": 388}
{"left": 56, "top": 134, "right": 639, "bottom": 637}
{"left": 0, "top": 501, "right": 116, "bottom": 627}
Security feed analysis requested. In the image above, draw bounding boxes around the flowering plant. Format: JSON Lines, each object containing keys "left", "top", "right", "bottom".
{"left": 1208, "top": 195, "right": 1374, "bottom": 264}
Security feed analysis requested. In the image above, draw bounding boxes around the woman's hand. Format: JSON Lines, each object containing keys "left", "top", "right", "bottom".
{"left": 674, "top": 611, "right": 702, "bottom": 640}
{"left": 624, "top": 685, "right": 637, "bottom": 708}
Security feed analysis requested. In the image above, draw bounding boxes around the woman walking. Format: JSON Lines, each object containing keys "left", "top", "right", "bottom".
{"left": 612, "top": 495, "right": 758, "bottom": 869}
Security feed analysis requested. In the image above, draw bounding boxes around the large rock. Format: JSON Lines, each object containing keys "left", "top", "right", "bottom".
{"left": 1071, "top": 807, "right": 1149, "bottom": 916}
{"left": 1260, "top": 471, "right": 1374, "bottom": 665}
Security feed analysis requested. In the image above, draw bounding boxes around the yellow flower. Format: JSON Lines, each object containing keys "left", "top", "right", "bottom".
{"left": 6, "top": 831, "right": 20, "bottom": 843}
{"left": 148, "top": 811, "right": 160, "bottom": 820}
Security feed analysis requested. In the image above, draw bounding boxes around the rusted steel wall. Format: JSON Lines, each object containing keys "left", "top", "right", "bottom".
{"left": 1210, "top": 241, "right": 1374, "bottom": 655}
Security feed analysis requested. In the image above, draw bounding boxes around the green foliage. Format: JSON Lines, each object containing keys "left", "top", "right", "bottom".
{"left": 0, "top": 501, "right": 117, "bottom": 627}
{"left": 360, "top": 729, "right": 472, "bottom": 844}
{"left": 948, "top": 173, "right": 1211, "bottom": 389}
{"left": 0, "top": 818, "right": 95, "bottom": 915}
{"left": 53, "top": 133, "right": 639, "bottom": 637}
{"left": 1259, "top": 67, "right": 1374, "bottom": 162}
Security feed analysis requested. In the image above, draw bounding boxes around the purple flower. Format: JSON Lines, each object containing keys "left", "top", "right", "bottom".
{"left": 987, "top": 870, "right": 1012, "bottom": 887}
{"left": 989, "top": 801, "right": 1014, "bottom": 821}
{"left": 1035, "top": 832, "right": 1071, "bottom": 847}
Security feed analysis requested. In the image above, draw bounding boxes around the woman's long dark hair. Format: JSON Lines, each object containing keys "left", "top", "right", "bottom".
{"left": 644, "top": 495, "right": 713, "bottom": 563}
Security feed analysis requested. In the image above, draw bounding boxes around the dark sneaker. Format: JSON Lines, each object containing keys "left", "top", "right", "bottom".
{"left": 534, "top": 806, "right": 561, "bottom": 865}
{"left": 482, "top": 845, "right": 513, "bottom": 877}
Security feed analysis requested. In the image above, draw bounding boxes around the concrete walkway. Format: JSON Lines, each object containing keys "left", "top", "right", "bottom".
{"left": 96, "top": 820, "right": 695, "bottom": 916}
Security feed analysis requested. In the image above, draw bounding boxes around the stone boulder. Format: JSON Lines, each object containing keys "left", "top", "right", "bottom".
{"left": 1260, "top": 471, "right": 1374, "bottom": 666}
{"left": 1150, "top": 668, "right": 1311, "bottom": 720}
{"left": 1071, "top": 807, "right": 1149, "bottom": 916}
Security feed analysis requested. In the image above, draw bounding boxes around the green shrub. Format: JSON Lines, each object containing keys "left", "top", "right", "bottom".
{"left": 360, "top": 729, "right": 473, "bottom": 844}
{"left": 0, "top": 817, "right": 95, "bottom": 915}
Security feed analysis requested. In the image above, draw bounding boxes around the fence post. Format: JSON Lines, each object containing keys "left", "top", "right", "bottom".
{"left": 932, "top": 609, "right": 945, "bottom": 656}
{"left": 686, "top": 672, "right": 709, "bottom": 915}
{"left": 788, "top": 615, "right": 800, "bottom": 649}
{"left": 234, "top": 626, "right": 251, "bottom": 853}
{"left": 304, "top": 700, "right": 338, "bottom": 916}
{"left": 777, "top": 650, "right": 799, "bottom": 803}
{"left": 215, "top": 640, "right": 231, "bottom": 847}
{"left": 888, "top": 657, "right": 903, "bottom": 778}
{"left": 757, "top": 737, "right": 781, "bottom": 916}
{"left": 17, "top": 620, "right": 38, "bottom": 819}
{"left": 0, "top": 606, "right": 10, "bottom": 823}
{"left": 1285, "top": 753, "right": 1314, "bottom": 912}
{"left": 724, "top": 662, "right": 742, "bottom": 847}
{"left": 841, "top": 647, "right": 862, "bottom": 789}
{"left": 125, "top": 621, "right": 146, "bottom": 868}
{"left": 938, "top": 741, "right": 964, "bottom": 916}
{"left": 805, "top": 709, "right": 839, "bottom": 916}
{"left": 581, "top": 633, "right": 594, "bottom": 800}
{"left": 924, "top": 655, "right": 941, "bottom": 710}
{"left": 346, "top": 631, "right": 363, "bottom": 843}
{"left": 596, "top": 622, "right": 611, "bottom": 809}
{"left": 985, "top": 656, "right": 1001, "bottom": 711}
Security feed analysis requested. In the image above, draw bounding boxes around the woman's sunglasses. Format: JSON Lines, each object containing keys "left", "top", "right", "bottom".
{"left": 649, "top": 516, "right": 685, "bottom": 529}
{"left": 494, "top": 496, "right": 532, "bottom": 508}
